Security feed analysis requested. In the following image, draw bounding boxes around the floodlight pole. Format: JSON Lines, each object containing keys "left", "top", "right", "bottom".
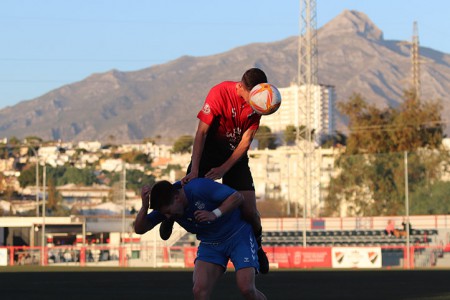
{"left": 35, "top": 159, "right": 39, "bottom": 217}
{"left": 404, "top": 151, "right": 410, "bottom": 269}
{"left": 27, "top": 146, "right": 40, "bottom": 217}
{"left": 120, "top": 163, "right": 127, "bottom": 266}
{"left": 41, "top": 163, "right": 46, "bottom": 265}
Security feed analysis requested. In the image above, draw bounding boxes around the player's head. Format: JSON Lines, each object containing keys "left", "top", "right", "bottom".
{"left": 150, "top": 181, "right": 184, "bottom": 218}
{"left": 150, "top": 181, "right": 176, "bottom": 210}
{"left": 241, "top": 68, "right": 267, "bottom": 91}
{"left": 238, "top": 68, "right": 267, "bottom": 102}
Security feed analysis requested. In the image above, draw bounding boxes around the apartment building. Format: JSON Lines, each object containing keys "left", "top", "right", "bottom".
{"left": 248, "top": 145, "right": 343, "bottom": 217}
{"left": 260, "top": 83, "right": 336, "bottom": 142}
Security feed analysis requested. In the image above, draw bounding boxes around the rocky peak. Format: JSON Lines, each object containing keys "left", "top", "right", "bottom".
{"left": 320, "top": 10, "right": 383, "bottom": 41}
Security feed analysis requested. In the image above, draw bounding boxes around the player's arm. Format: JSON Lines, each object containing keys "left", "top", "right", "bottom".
{"left": 205, "top": 128, "right": 257, "bottom": 180}
{"left": 181, "top": 120, "right": 209, "bottom": 184}
{"left": 194, "top": 191, "right": 243, "bottom": 223}
{"left": 134, "top": 185, "right": 165, "bottom": 234}
{"left": 214, "top": 191, "right": 244, "bottom": 216}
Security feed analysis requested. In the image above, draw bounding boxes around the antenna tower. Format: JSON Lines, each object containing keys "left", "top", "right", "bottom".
{"left": 297, "top": 0, "right": 320, "bottom": 246}
{"left": 411, "top": 21, "right": 421, "bottom": 98}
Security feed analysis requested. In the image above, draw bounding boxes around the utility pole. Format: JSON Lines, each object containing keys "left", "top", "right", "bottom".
{"left": 297, "top": 0, "right": 320, "bottom": 247}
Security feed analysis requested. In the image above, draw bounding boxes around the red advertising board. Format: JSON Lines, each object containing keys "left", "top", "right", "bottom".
{"left": 184, "top": 246, "right": 332, "bottom": 269}
{"left": 266, "top": 247, "right": 332, "bottom": 268}
{"left": 183, "top": 247, "right": 197, "bottom": 268}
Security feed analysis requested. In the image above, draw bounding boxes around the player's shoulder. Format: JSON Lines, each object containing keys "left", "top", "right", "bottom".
{"left": 184, "top": 178, "right": 218, "bottom": 192}
{"left": 188, "top": 178, "right": 214, "bottom": 187}
{"left": 173, "top": 181, "right": 182, "bottom": 189}
{"left": 211, "top": 81, "right": 237, "bottom": 92}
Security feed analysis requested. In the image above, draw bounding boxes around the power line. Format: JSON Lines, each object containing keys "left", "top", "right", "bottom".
{"left": 0, "top": 58, "right": 164, "bottom": 63}
{"left": 349, "top": 119, "right": 448, "bottom": 133}
{"left": 0, "top": 15, "right": 293, "bottom": 27}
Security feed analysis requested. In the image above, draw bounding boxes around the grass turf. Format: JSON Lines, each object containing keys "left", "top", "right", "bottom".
{"left": 1, "top": 267, "right": 450, "bottom": 299}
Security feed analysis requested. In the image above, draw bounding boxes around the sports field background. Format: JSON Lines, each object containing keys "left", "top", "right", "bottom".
{"left": 1, "top": 267, "right": 450, "bottom": 299}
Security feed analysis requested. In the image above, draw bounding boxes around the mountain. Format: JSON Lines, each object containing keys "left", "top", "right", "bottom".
{"left": 1, "top": 10, "right": 449, "bottom": 143}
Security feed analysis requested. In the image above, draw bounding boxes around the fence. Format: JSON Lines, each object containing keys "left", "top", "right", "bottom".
{"left": 1, "top": 244, "right": 447, "bottom": 269}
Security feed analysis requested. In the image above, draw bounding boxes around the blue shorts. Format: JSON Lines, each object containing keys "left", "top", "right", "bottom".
{"left": 196, "top": 224, "right": 259, "bottom": 272}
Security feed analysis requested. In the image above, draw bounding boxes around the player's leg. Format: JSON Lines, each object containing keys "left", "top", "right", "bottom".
{"left": 193, "top": 241, "right": 228, "bottom": 300}
{"left": 239, "top": 190, "right": 269, "bottom": 274}
{"left": 192, "top": 260, "right": 223, "bottom": 300}
{"left": 224, "top": 161, "right": 269, "bottom": 274}
{"left": 235, "top": 267, "right": 267, "bottom": 300}
{"left": 230, "top": 224, "right": 267, "bottom": 299}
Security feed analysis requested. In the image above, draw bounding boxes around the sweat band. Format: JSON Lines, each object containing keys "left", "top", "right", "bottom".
{"left": 212, "top": 208, "right": 222, "bottom": 218}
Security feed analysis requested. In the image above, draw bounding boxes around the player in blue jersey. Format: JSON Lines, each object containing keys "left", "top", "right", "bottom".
{"left": 134, "top": 178, "right": 267, "bottom": 300}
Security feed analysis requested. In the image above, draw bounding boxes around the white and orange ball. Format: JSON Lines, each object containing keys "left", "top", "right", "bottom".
{"left": 249, "top": 83, "right": 282, "bottom": 115}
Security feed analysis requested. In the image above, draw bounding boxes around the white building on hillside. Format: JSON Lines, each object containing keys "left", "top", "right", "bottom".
{"left": 77, "top": 141, "right": 102, "bottom": 152}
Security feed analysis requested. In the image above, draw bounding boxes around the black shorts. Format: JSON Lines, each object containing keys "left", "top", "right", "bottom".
{"left": 186, "top": 156, "right": 255, "bottom": 191}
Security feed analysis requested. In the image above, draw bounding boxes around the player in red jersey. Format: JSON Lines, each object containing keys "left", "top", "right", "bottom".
{"left": 160, "top": 68, "right": 270, "bottom": 274}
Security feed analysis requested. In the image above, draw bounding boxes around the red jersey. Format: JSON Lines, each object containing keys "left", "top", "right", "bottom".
{"left": 197, "top": 81, "right": 261, "bottom": 160}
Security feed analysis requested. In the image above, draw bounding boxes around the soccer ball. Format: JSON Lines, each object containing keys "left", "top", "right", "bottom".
{"left": 249, "top": 83, "right": 282, "bottom": 115}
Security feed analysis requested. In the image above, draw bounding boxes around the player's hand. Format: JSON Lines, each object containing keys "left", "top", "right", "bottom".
{"left": 194, "top": 210, "right": 217, "bottom": 222}
{"left": 141, "top": 185, "right": 151, "bottom": 209}
{"left": 181, "top": 171, "right": 198, "bottom": 186}
{"left": 205, "top": 167, "right": 225, "bottom": 181}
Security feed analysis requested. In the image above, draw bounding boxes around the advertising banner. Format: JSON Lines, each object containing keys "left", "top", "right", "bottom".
{"left": 292, "top": 247, "right": 332, "bottom": 268}
{"left": 183, "top": 247, "right": 197, "bottom": 268}
{"left": 266, "top": 247, "right": 332, "bottom": 268}
{"left": 0, "top": 248, "right": 7, "bottom": 266}
{"left": 332, "top": 247, "right": 382, "bottom": 269}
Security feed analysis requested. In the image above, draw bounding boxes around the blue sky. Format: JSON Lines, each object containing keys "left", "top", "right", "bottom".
{"left": 1, "top": 0, "right": 449, "bottom": 109}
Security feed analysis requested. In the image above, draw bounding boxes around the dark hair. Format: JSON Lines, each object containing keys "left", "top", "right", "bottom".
{"left": 241, "top": 68, "right": 267, "bottom": 91}
{"left": 150, "top": 180, "right": 176, "bottom": 210}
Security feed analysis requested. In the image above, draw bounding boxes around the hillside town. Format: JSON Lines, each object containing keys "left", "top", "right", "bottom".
{"left": 0, "top": 138, "right": 191, "bottom": 216}
{"left": 1, "top": 136, "right": 450, "bottom": 219}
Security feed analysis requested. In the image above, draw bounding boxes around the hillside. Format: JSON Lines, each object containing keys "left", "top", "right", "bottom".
{"left": 1, "top": 10, "right": 449, "bottom": 142}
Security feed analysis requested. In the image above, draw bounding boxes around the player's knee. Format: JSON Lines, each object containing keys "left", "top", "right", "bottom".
{"left": 192, "top": 282, "right": 209, "bottom": 299}
{"left": 238, "top": 284, "right": 257, "bottom": 298}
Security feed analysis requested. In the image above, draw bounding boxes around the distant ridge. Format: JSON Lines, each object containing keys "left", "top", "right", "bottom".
{"left": 1, "top": 10, "right": 449, "bottom": 142}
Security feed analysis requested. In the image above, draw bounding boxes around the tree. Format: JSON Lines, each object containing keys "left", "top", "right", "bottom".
{"left": 125, "top": 169, "right": 155, "bottom": 193}
{"left": 59, "top": 166, "right": 98, "bottom": 186}
{"left": 7, "top": 136, "right": 21, "bottom": 145}
{"left": 24, "top": 136, "right": 43, "bottom": 144}
{"left": 320, "top": 131, "right": 347, "bottom": 148}
{"left": 257, "top": 197, "right": 303, "bottom": 218}
{"left": 18, "top": 164, "right": 37, "bottom": 188}
{"left": 283, "top": 125, "right": 297, "bottom": 145}
{"left": 19, "top": 164, "right": 99, "bottom": 188}
{"left": 336, "top": 91, "right": 443, "bottom": 154}
{"left": 46, "top": 177, "right": 69, "bottom": 216}
{"left": 255, "top": 126, "right": 277, "bottom": 149}
{"left": 410, "top": 181, "right": 450, "bottom": 214}
{"left": 161, "top": 164, "right": 182, "bottom": 176}
{"left": 282, "top": 125, "right": 317, "bottom": 146}
{"left": 142, "top": 137, "right": 156, "bottom": 144}
{"left": 172, "top": 135, "right": 194, "bottom": 153}
{"left": 324, "top": 90, "right": 446, "bottom": 217}
{"left": 121, "top": 151, "right": 152, "bottom": 165}
{"left": 133, "top": 152, "right": 152, "bottom": 165}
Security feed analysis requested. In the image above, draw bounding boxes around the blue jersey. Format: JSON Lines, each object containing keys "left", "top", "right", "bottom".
{"left": 146, "top": 178, "right": 246, "bottom": 243}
